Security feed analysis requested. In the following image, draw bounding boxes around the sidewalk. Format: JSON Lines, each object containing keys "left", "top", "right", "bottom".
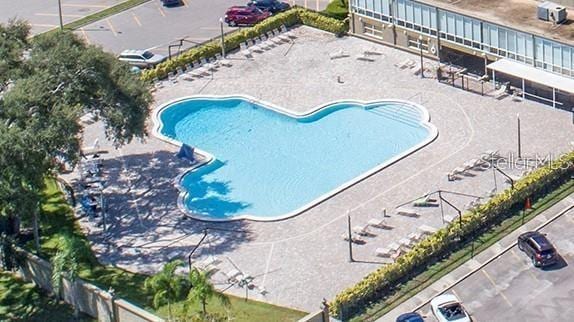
{"left": 377, "top": 192, "right": 574, "bottom": 322}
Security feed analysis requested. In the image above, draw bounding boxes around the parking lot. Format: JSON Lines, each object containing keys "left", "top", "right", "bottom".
{"left": 76, "top": 0, "right": 331, "bottom": 54}
{"left": 418, "top": 209, "right": 574, "bottom": 321}
{"left": 0, "top": 0, "right": 124, "bottom": 35}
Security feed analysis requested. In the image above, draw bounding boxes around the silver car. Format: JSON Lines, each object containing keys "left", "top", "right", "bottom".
{"left": 118, "top": 49, "right": 166, "bottom": 68}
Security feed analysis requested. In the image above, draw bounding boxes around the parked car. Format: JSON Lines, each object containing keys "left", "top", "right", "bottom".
{"left": 118, "top": 50, "right": 166, "bottom": 68}
{"left": 430, "top": 294, "right": 471, "bottom": 322}
{"left": 161, "top": 0, "right": 181, "bottom": 7}
{"left": 224, "top": 6, "right": 271, "bottom": 26}
{"left": 396, "top": 312, "right": 424, "bottom": 322}
{"left": 247, "top": 0, "right": 290, "bottom": 14}
{"left": 518, "top": 231, "right": 558, "bottom": 267}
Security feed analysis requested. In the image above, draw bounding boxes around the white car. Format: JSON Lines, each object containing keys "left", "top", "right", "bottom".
{"left": 118, "top": 49, "right": 166, "bottom": 68}
{"left": 430, "top": 294, "right": 471, "bottom": 322}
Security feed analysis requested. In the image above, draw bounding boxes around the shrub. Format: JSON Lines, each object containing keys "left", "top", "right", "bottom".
{"left": 330, "top": 151, "right": 574, "bottom": 319}
{"left": 141, "top": 7, "right": 347, "bottom": 81}
{"left": 322, "top": 0, "right": 349, "bottom": 20}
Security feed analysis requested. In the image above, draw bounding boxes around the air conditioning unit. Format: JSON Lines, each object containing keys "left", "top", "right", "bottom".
{"left": 538, "top": 1, "right": 568, "bottom": 24}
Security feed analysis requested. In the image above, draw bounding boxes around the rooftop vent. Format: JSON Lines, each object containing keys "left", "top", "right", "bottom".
{"left": 538, "top": 1, "right": 568, "bottom": 24}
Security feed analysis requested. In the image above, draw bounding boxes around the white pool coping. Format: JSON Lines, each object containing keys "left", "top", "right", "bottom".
{"left": 152, "top": 95, "right": 439, "bottom": 222}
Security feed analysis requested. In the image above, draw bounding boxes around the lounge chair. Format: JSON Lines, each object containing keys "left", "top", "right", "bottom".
{"left": 408, "top": 231, "right": 423, "bottom": 242}
{"left": 413, "top": 194, "right": 437, "bottom": 207}
{"left": 247, "top": 39, "right": 264, "bottom": 53}
{"left": 273, "top": 28, "right": 290, "bottom": 42}
{"left": 481, "top": 150, "right": 500, "bottom": 161}
{"left": 353, "top": 224, "right": 370, "bottom": 236}
{"left": 260, "top": 35, "right": 274, "bottom": 48}
{"left": 167, "top": 72, "right": 178, "bottom": 84}
{"left": 368, "top": 218, "right": 390, "bottom": 228}
{"left": 398, "top": 237, "right": 413, "bottom": 250}
{"left": 418, "top": 225, "right": 438, "bottom": 235}
{"left": 491, "top": 84, "right": 509, "bottom": 99}
{"left": 375, "top": 247, "right": 392, "bottom": 257}
{"left": 356, "top": 53, "right": 375, "bottom": 62}
{"left": 267, "top": 31, "right": 283, "bottom": 45}
{"left": 444, "top": 213, "right": 458, "bottom": 224}
{"left": 225, "top": 269, "right": 242, "bottom": 283}
{"left": 396, "top": 207, "right": 419, "bottom": 217}
{"left": 254, "top": 37, "right": 270, "bottom": 50}
{"left": 215, "top": 53, "right": 232, "bottom": 67}
{"left": 395, "top": 59, "right": 412, "bottom": 69}
{"left": 280, "top": 25, "right": 296, "bottom": 39}
{"left": 240, "top": 42, "right": 252, "bottom": 58}
{"left": 342, "top": 233, "right": 364, "bottom": 243}
{"left": 329, "top": 49, "right": 348, "bottom": 60}
{"left": 200, "top": 58, "right": 217, "bottom": 71}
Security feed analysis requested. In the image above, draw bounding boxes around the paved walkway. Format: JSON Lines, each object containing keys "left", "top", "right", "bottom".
{"left": 378, "top": 191, "right": 574, "bottom": 321}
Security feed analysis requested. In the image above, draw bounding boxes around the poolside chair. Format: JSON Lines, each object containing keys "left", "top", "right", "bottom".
{"left": 239, "top": 42, "right": 252, "bottom": 58}
{"left": 398, "top": 237, "right": 413, "bottom": 250}
{"left": 255, "top": 37, "right": 270, "bottom": 50}
{"left": 215, "top": 53, "right": 232, "bottom": 67}
{"left": 444, "top": 213, "right": 458, "bottom": 224}
{"left": 492, "top": 83, "right": 509, "bottom": 99}
{"left": 267, "top": 31, "right": 283, "bottom": 45}
{"left": 368, "top": 218, "right": 390, "bottom": 229}
{"left": 356, "top": 53, "right": 375, "bottom": 62}
{"left": 260, "top": 34, "right": 274, "bottom": 48}
{"left": 342, "top": 233, "right": 364, "bottom": 243}
{"left": 413, "top": 194, "right": 437, "bottom": 207}
{"left": 418, "top": 225, "right": 438, "bottom": 236}
{"left": 153, "top": 78, "right": 164, "bottom": 90}
{"left": 375, "top": 247, "right": 392, "bottom": 258}
{"left": 353, "top": 224, "right": 370, "bottom": 236}
{"left": 200, "top": 57, "right": 217, "bottom": 71}
{"left": 280, "top": 24, "right": 296, "bottom": 39}
{"left": 273, "top": 28, "right": 290, "bottom": 42}
{"left": 395, "top": 58, "right": 415, "bottom": 69}
{"left": 329, "top": 48, "right": 349, "bottom": 60}
{"left": 396, "top": 207, "right": 419, "bottom": 217}
{"left": 408, "top": 231, "right": 423, "bottom": 243}
{"left": 247, "top": 39, "right": 264, "bottom": 53}
{"left": 481, "top": 150, "right": 500, "bottom": 162}
{"left": 167, "top": 72, "right": 178, "bottom": 84}
{"left": 225, "top": 269, "right": 243, "bottom": 283}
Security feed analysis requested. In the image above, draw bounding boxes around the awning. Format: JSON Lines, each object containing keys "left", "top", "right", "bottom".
{"left": 487, "top": 59, "right": 574, "bottom": 94}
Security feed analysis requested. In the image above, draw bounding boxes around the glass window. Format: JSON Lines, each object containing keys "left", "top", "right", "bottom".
{"left": 422, "top": 6, "right": 430, "bottom": 28}
{"left": 517, "top": 33, "right": 526, "bottom": 56}
{"left": 535, "top": 38, "right": 543, "bottom": 62}
{"left": 563, "top": 47, "right": 571, "bottom": 70}
{"left": 507, "top": 30, "right": 516, "bottom": 53}
{"left": 526, "top": 36, "right": 534, "bottom": 58}
{"left": 430, "top": 9, "right": 437, "bottom": 29}
{"left": 439, "top": 11, "right": 447, "bottom": 32}
{"left": 482, "top": 24, "right": 490, "bottom": 46}
{"left": 406, "top": 1, "right": 414, "bottom": 22}
{"left": 455, "top": 15, "right": 464, "bottom": 37}
{"left": 374, "top": 0, "right": 382, "bottom": 14}
{"left": 397, "top": 0, "right": 406, "bottom": 20}
{"left": 365, "top": 0, "right": 374, "bottom": 11}
{"left": 473, "top": 20, "right": 481, "bottom": 42}
{"left": 382, "top": 0, "right": 390, "bottom": 15}
{"left": 464, "top": 18, "right": 472, "bottom": 40}
{"left": 357, "top": 0, "right": 366, "bottom": 8}
{"left": 498, "top": 29, "right": 507, "bottom": 50}
{"left": 489, "top": 25, "right": 498, "bottom": 48}
{"left": 413, "top": 4, "right": 422, "bottom": 25}
{"left": 447, "top": 13, "right": 455, "bottom": 35}
{"left": 544, "top": 40, "right": 553, "bottom": 63}
{"left": 553, "top": 44, "right": 561, "bottom": 66}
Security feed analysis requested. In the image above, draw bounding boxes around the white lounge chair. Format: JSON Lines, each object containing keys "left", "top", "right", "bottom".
{"left": 215, "top": 53, "right": 232, "bottom": 67}
{"left": 273, "top": 28, "right": 290, "bottom": 42}
{"left": 240, "top": 42, "right": 252, "bottom": 58}
{"left": 329, "top": 49, "right": 348, "bottom": 60}
{"left": 267, "top": 31, "right": 283, "bottom": 45}
{"left": 260, "top": 35, "right": 274, "bottom": 48}
{"left": 491, "top": 84, "right": 509, "bottom": 99}
{"left": 481, "top": 150, "right": 500, "bottom": 161}
{"left": 375, "top": 247, "right": 392, "bottom": 257}
{"left": 408, "top": 231, "right": 423, "bottom": 242}
{"left": 418, "top": 225, "right": 438, "bottom": 235}
{"left": 396, "top": 207, "right": 419, "bottom": 217}
{"left": 248, "top": 39, "right": 264, "bottom": 53}
{"left": 353, "top": 224, "right": 370, "bottom": 236}
{"left": 398, "top": 237, "right": 413, "bottom": 250}
{"left": 357, "top": 53, "right": 375, "bottom": 62}
{"left": 255, "top": 38, "right": 270, "bottom": 50}
{"left": 225, "top": 269, "right": 242, "bottom": 283}
{"left": 280, "top": 25, "right": 296, "bottom": 39}
{"left": 368, "top": 218, "right": 390, "bottom": 228}
{"left": 444, "top": 213, "right": 457, "bottom": 224}
{"left": 342, "top": 233, "right": 364, "bottom": 243}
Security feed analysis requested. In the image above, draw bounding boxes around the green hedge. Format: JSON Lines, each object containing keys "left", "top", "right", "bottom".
{"left": 141, "top": 7, "right": 347, "bottom": 81}
{"left": 330, "top": 151, "right": 574, "bottom": 319}
{"left": 322, "top": 0, "right": 349, "bottom": 20}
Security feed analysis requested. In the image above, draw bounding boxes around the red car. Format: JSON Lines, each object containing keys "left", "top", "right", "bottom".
{"left": 224, "top": 6, "right": 271, "bottom": 27}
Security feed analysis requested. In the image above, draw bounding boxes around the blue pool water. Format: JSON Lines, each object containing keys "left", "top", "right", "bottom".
{"left": 157, "top": 97, "right": 435, "bottom": 221}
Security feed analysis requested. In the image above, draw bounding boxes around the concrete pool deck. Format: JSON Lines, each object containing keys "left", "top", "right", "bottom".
{"left": 68, "top": 26, "right": 574, "bottom": 313}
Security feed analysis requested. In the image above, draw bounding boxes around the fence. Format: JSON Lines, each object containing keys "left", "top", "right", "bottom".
{"left": 13, "top": 246, "right": 163, "bottom": 322}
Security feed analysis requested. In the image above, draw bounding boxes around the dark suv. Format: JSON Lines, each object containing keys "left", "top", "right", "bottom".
{"left": 518, "top": 231, "right": 557, "bottom": 267}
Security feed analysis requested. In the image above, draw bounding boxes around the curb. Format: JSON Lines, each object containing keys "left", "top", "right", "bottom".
{"left": 410, "top": 201, "right": 574, "bottom": 313}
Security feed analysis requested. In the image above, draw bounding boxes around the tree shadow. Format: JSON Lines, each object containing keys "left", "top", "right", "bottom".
{"left": 70, "top": 149, "right": 255, "bottom": 272}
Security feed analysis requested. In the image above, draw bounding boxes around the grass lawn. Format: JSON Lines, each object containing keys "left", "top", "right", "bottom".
{"left": 36, "top": 178, "right": 307, "bottom": 321}
{"left": 0, "top": 272, "right": 94, "bottom": 322}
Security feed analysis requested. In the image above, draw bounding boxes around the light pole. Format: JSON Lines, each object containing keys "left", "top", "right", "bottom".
{"left": 517, "top": 113, "right": 522, "bottom": 159}
{"left": 347, "top": 212, "right": 354, "bottom": 262}
{"left": 418, "top": 35, "right": 424, "bottom": 79}
{"left": 57, "top": 0, "right": 64, "bottom": 31}
{"left": 219, "top": 18, "right": 226, "bottom": 58}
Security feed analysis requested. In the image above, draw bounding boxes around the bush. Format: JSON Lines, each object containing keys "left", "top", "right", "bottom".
{"left": 330, "top": 151, "right": 574, "bottom": 319}
{"left": 141, "top": 7, "right": 347, "bottom": 81}
{"left": 322, "top": 0, "right": 349, "bottom": 20}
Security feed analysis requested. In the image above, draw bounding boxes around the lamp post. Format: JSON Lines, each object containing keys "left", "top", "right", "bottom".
{"left": 492, "top": 163, "right": 515, "bottom": 189}
{"left": 219, "top": 18, "right": 226, "bottom": 58}
{"left": 418, "top": 35, "right": 424, "bottom": 79}
{"left": 347, "top": 212, "right": 354, "bottom": 262}
{"left": 517, "top": 113, "right": 522, "bottom": 159}
{"left": 57, "top": 0, "right": 64, "bottom": 31}
{"left": 438, "top": 191, "right": 463, "bottom": 236}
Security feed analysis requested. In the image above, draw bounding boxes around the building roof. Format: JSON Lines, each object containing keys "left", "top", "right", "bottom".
{"left": 488, "top": 58, "right": 574, "bottom": 93}
{"left": 419, "top": 0, "right": 574, "bottom": 45}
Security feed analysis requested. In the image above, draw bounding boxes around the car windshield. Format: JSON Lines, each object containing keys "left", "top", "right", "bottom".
{"left": 438, "top": 303, "right": 466, "bottom": 321}
{"left": 142, "top": 51, "right": 154, "bottom": 59}
{"left": 540, "top": 249, "right": 554, "bottom": 256}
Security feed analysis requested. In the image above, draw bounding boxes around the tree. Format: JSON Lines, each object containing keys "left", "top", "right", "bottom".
{"left": 186, "top": 268, "right": 230, "bottom": 315}
{"left": 0, "top": 20, "right": 152, "bottom": 252}
{"left": 144, "top": 259, "right": 190, "bottom": 321}
{"left": 51, "top": 233, "right": 91, "bottom": 317}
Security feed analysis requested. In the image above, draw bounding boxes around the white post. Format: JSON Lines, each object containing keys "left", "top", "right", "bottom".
{"left": 552, "top": 88, "right": 556, "bottom": 108}
{"left": 492, "top": 70, "right": 496, "bottom": 86}
{"left": 522, "top": 78, "right": 525, "bottom": 99}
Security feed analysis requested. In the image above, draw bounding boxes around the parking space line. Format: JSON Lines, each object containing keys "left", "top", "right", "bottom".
{"left": 106, "top": 19, "right": 118, "bottom": 37}
{"left": 480, "top": 269, "right": 513, "bottom": 307}
{"left": 509, "top": 250, "right": 540, "bottom": 281}
{"left": 31, "top": 23, "right": 58, "bottom": 28}
{"left": 35, "top": 13, "right": 84, "bottom": 18}
{"left": 132, "top": 13, "right": 142, "bottom": 27}
{"left": 155, "top": 3, "right": 166, "bottom": 17}
{"left": 80, "top": 28, "right": 91, "bottom": 45}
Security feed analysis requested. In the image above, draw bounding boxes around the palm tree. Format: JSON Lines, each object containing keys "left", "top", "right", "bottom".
{"left": 144, "top": 259, "right": 190, "bottom": 321}
{"left": 187, "top": 268, "right": 230, "bottom": 315}
{"left": 51, "top": 233, "right": 88, "bottom": 318}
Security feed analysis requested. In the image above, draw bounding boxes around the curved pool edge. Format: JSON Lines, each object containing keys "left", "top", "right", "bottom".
{"left": 152, "top": 95, "right": 439, "bottom": 222}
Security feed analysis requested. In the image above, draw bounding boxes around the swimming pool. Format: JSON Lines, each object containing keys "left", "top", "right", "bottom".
{"left": 154, "top": 96, "right": 437, "bottom": 221}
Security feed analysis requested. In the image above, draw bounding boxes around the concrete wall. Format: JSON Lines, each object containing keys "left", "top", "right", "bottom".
{"left": 298, "top": 309, "right": 328, "bottom": 322}
{"left": 14, "top": 247, "right": 164, "bottom": 322}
